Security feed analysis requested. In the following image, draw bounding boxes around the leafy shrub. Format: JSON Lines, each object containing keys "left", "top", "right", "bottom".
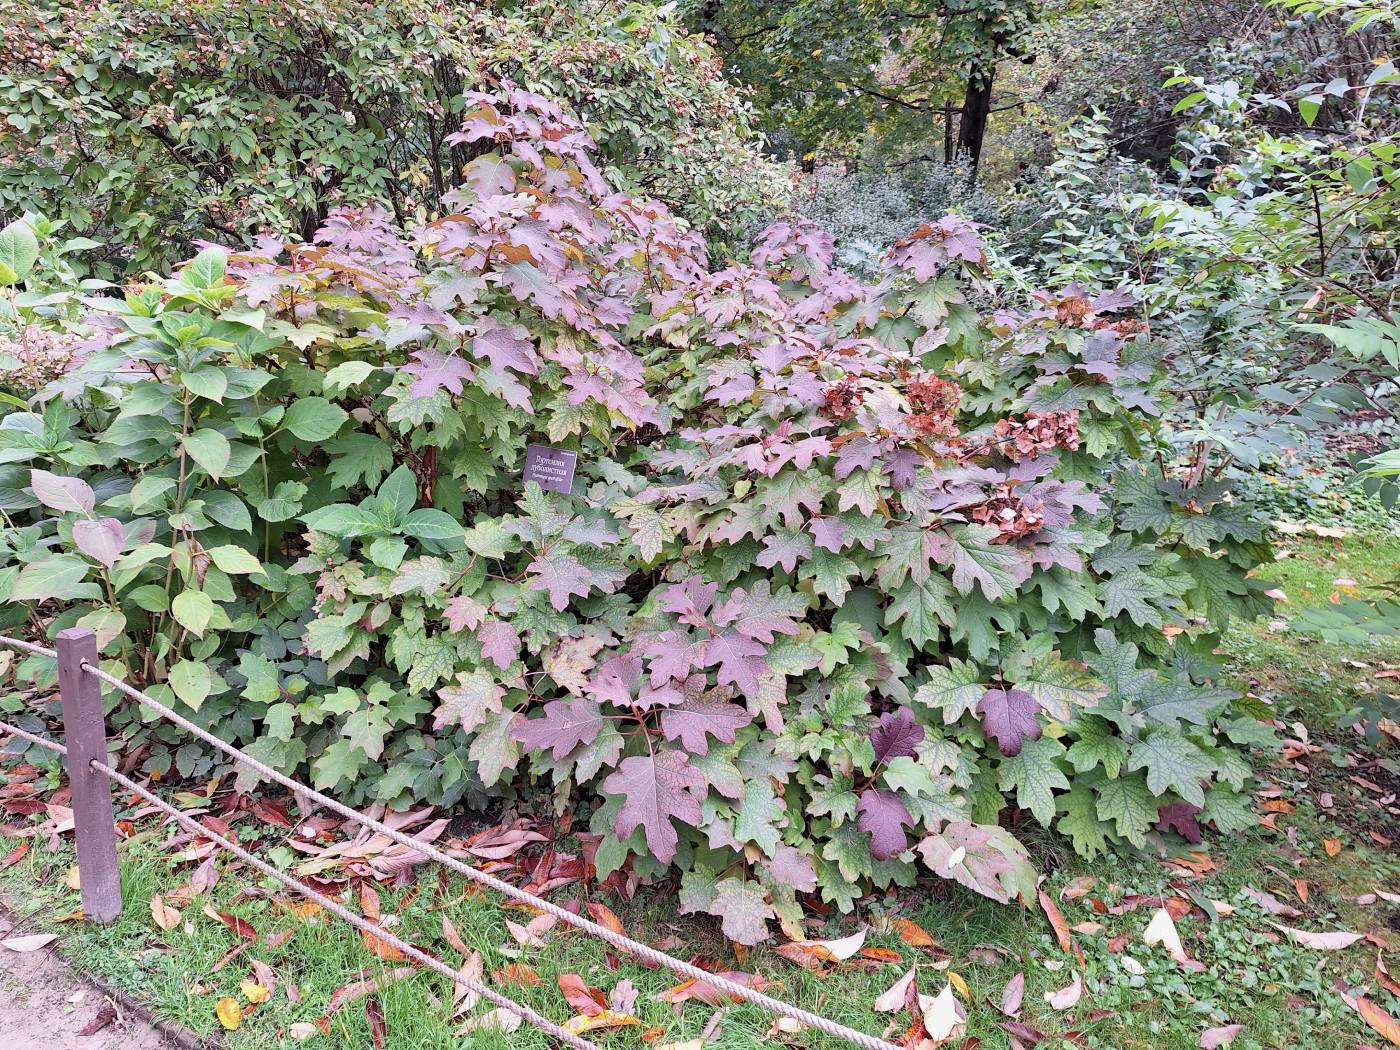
{"left": 786, "top": 162, "right": 1005, "bottom": 275}
{"left": 1, "top": 83, "right": 1274, "bottom": 943}
{"left": 0, "top": 0, "right": 785, "bottom": 270}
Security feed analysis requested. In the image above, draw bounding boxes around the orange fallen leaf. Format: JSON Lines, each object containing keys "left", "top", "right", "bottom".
{"left": 889, "top": 918, "right": 936, "bottom": 949}
{"left": 1350, "top": 994, "right": 1400, "bottom": 1046}
{"left": 361, "top": 927, "right": 407, "bottom": 962}
{"left": 494, "top": 963, "right": 543, "bottom": 987}
{"left": 240, "top": 980, "right": 271, "bottom": 1005}
{"left": 203, "top": 906, "right": 258, "bottom": 940}
{"left": 1038, "top": 888, "right": 1073, "bottom": 953}
{"left": 860, "top": 946, "right": 904, "bottom": 963}
{"left": 1323, "top": 839, "right": 1342, "bottom": 857}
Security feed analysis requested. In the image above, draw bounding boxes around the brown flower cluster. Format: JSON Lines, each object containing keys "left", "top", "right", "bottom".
{"left": 822, "top": 375, "right": 864, "bottom": 420}
{"left": 0, "top": 326, "right": 84, "bottom": 391}
{"left": 1055, "top": 296, "right": 1094, "bottom": 327}
{"left": 969, "top": 484, "right": 1046, "bottom": 541}
{"left": 906, "top": 374, "right": 961, "bottom": 440}
{"left": 992, "top": 410, "right": 1080, "bottom": 462}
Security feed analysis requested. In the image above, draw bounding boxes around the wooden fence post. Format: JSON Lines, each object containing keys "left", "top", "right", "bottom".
{"left": 55, "top": 627, "right": 122, "bottom": 923}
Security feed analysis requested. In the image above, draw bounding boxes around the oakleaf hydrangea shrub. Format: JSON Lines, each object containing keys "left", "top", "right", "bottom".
{"left": 0, "top": 84, "right": 1276, "bottom": 944}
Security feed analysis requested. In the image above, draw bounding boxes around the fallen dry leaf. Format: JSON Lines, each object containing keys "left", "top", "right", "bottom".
{"left": 874, "top": 966, "right": 916, "bottom": 1012}
{"left": 494, "top": 963, "right": 544, "bottom": 987}
{"left": 1045, "top": 971, "right": 1082, "bottom": 1011}
{"left": 203, "top": 906, "right": 258, "bottom": 940}
{"left": 998, "top": 972, "right": 1025, "bottom": 1017}
{"left": 324, "top": 967, "right": 416, "bottom": 1015}
{"left": 289, "top": 1021, "right": 318, "bottom": 1041}
{"left": 1200, "top": 1023, "right": 1243, "bottom": 1048}
{"left": 1324, "top": 839, "right": 1342, "bottom": 858}
{"left": 1061, "top": 876, "right": 1097, "bottom": 901}
{"left": 452, "top": 950, "right": 484, "bottom": 1015}
{"left": 560, "top": 973, "right": 609, "bottom": 1016}
{"left": 1265, "top": 922, "right": 1365, "bottom": 950}
{"left": 1038, "top": 888, "right": 1073, "bottom": 953}
{"left": 1349, "top": 994, "right": 1400, "bottom": 1046}
{"left": 1144, "top": 907, "right": 1188, "bottom": 964}
{"left": 216, "top": 996, "right": 243, "bottom": 1031}
{"left": 563, "top": 1009, "right": 643, "bottom": 1035}
{"left": 150, "top": 894, "right": 181, "bottom": 931}
{"left": 1243, "top": 887, "right": 1302, "bottom": 918}
{"left": 360, "top": 927, "right": 408, "bottom": 962}
{"left": 1, "top": 934, "right": 56, "bottom": 952}
{"left": 240, "top": 980, "right": 271, "bottom": 1006}
{"left": 920, "top": 983, "right": 966, "bottom": 1044}
{"left": 1, "top": 842, "right": 30, "bottom": 869}
{"left": 458, "top": 1008, "right": 523, "bottom": 1034}
{"left": 366, "top": 997, "right": 387, "bottom": 1049}
{"left": 889, "top": 917, "right": 937, "bottom": 949}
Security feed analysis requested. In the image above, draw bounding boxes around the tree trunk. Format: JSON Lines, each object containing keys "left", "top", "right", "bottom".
{"left": 955, "top": 63, "right": 996, "bottom": 179}
{"left": 943, "top": 100, "right": 955, "bottom": 165}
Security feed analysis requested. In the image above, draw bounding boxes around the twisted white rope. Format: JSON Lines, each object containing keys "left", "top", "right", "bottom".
{"left": 0, "top": 716, "right": 599, "bottom": 1050}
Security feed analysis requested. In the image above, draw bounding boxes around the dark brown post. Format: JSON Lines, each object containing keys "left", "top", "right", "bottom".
{"left": 55, "top": 627, "right": 122, "bottom": 923}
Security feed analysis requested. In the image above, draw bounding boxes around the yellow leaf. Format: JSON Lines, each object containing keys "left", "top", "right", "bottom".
{"left": 947, "top": 970, "right": 969, "bottom": 998}
{"left": 65, "top": 865, "right": 80, "bottom": 891}
{"left": 563, "top": 1010, "right": 643, "bottom": 1035}
{"left": 240, "top": 980, "right": 271, "bottom": 1005}
{"left": 216, "top": 997, "right": 243, "bottom": 1031}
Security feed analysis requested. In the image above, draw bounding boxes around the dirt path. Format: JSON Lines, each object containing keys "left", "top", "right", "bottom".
{"left": 0, "top": 910, "right": 178, "bottom": 1050}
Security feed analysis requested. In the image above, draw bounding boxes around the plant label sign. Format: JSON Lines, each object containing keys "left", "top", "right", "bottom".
{"left": 522, "top": 444, "right": 578, "bottom": 494}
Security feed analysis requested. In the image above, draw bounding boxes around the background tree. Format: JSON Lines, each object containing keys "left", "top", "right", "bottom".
{"left": 684, "top": 0, "right": 1040, "bottom": 176}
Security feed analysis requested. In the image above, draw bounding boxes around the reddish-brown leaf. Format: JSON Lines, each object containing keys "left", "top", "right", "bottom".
{"left": 890, "top": 918, "right": 937, "bottom": 949}
{"left": 558, "top": 974, "right": 609, "bottom": 1016}
{"left": 203, "top": 905, "right": 258, "bottom": 940}
{"left": 493, "top": 964, "right": 543, "bottom": 987}
{"left": 1038, "top": 888, "right": 1073, "bottom": 953}
{"left": 365, "top": 997, "right": 387, "bottom": 1048}
{"left": 0, "top": 842, "right": 29, "bottom": 869}
{"left": 324, "top": 967, "right": 416, "bottom": 1016}
{"left": 1351, "top": 995, "right": 1400, "bottom": 1046}
{"left": 360, "top": 927, "right": 408, "bottom": 962}
{"left": 358, "top": 883, "right": 382, "bottom": 922}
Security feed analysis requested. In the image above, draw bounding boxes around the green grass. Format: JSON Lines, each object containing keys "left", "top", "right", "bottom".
{"left": 2, "top": 531, "right": 1398, "bottom": 1050}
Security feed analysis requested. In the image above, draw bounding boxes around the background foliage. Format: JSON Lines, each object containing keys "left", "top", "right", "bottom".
{"left": 0, "top": 0, "right": 786, "bottom": 271}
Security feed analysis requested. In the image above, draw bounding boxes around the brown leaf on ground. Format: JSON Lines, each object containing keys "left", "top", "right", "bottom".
{"left": 889, "top": 918, "right": 937, "bottom": 949}
{"left": 655, "top": 972, "right": 770, "bottom": 1005}
{"left": 358, "top": 883, "right": 382, "bottom": 922}
{"left": 493, "top": 963, "right": 544, "bottom": 987}
{"left": 874, "top": 966, "right": 916, "bottom": 1012}
{"left": 149, "top": 894, "right": 181, "bottom": 931}
{"left": 1324, "top": 838, "right": 1342, "bottom": 857}
{"left": 365, "top": 997, "right": 387, "bottom": 1048}
{"left": 452, "top": 950, "right": 483, "bottom": 1016}
{"left": 324, "top": 967, "right": 416, "bottom": 1016}
{"left": 998, "top": 972, "right": 1025, "bottom": 1017}
{"left": 361, "top": 927, "right": 408, "bottom": 961}
{"left": 202, "top": 906, "right": 258, "bottom": 940}
{"left": 1045, "top": 972, "right": 1082, "bottom": 1011}
{"left": 77, "top": 1003, "right": 117, "bottom": 1037}
{"left": 559, "top": 974, "right": 609, "bottom": 1016}
{"left": 441, "top": 915, "right": 471, "bottom": 956}
{"left": 1038, "top": 888, "right": 1073, "bottom": 953}
{"left": 1349, "top": 994, "right": 1400, "bottom": 1046}
{"left": 1, "top": 842, "right": 30, "bottom": 868}
{"left": 1060, "top": 876, "right": 1097, "bottom": 901}
{"left": 1200, "top": 1023, "right": 1243, "bottom": 1047}
{"left": 1243, "top": 887, "right": 1302, "bottom": 918}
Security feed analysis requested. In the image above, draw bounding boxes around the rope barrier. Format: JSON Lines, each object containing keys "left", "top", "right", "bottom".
{"left": 0, "top": 716, "right": 599, "bottom": 1050}
{"left": 0, "top": 635, "right": 907, "bottom": 1050}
